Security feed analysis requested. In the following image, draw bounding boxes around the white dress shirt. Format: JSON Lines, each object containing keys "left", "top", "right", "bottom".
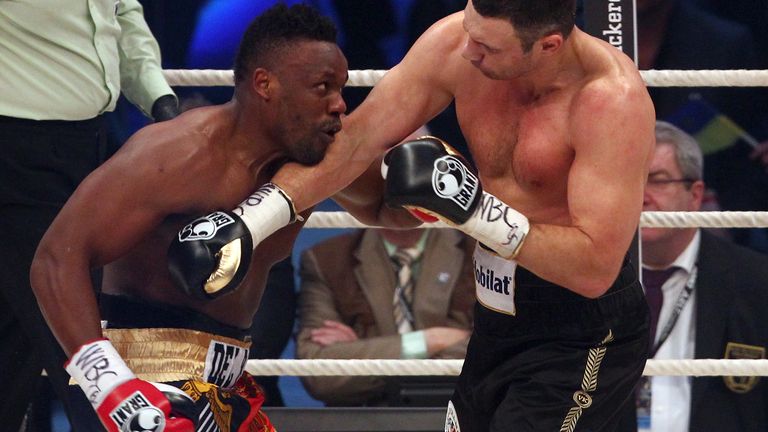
{"left": 641, "top": 230, "right": 701, "bottom": 432}
{"left": 0, "top": 0, "right": 172, "bottom": 120}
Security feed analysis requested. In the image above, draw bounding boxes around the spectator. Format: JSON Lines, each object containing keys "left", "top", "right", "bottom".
{"left": 296, "top": 228, "right": 475, "bottom": 406}
{"left": 619, "top": 121, "right": 768, "bottom": 431}
{"left": 637, "top": 0, "right": 768, "bottom": 250}
{"left": 0, "top": 1, "right": 178, "bottom": 430}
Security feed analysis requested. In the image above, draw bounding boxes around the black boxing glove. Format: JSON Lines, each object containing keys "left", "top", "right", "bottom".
{"left": 167, "top": 183, "right": 298, "bottom": 300}
{"left": 383, "top": 136, "right": 529, "bottom": 258}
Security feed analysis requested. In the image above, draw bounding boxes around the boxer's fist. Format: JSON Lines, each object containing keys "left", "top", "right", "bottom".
{"left": 382, "top": 136, "right": 482, "bottom": 224}
{"left": 167, "top": 183, "right": 299, "bottom": 300}
{"left": 168, "top": 210, "right": 253, "bottom": 300}
{"left": 383, "top": 136, "right": 529, "bottom": 259}
{"left": 66, "top": 340, "right": 197, "bottom": 432}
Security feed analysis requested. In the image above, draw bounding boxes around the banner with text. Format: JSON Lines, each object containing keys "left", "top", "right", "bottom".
{"left": 583, "top": 0, "right": 637, "bottom": 63}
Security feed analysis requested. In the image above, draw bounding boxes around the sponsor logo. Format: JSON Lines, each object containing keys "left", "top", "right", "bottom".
{"left": 602, "top": 0, "right": 624, "bottom": 50}
{"left": 109, "top": 392, "right": 165, "bottom": 432}
{"left": 473, "top": 259, "right": 512, "bottom": 295}
{"left": 724, "top": 342, "right": 764, "bottom": 393}
{"left": 583, "top": 0, "right": 635, "bottom": 59}
{"left": 204, "top": 341, "right": 249, "bottom": 389}
{"left": 178, "top": 211, "right": 235, "bottom": 242}
{"left": 431, "top": 156, "right": 479, "bottom": 211}
{"left": 473, "top": 246, "right": 518, "bottom": 315}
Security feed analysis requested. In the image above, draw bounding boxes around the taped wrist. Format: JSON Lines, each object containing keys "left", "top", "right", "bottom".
{"left": 65, "top": 339, "right": 135, "bottom": 407}
{"left": 461, "top": 191, "right": 529, "bottom": 259}
{"left": 234, "top": 183, "right": 302, "bottom": 247}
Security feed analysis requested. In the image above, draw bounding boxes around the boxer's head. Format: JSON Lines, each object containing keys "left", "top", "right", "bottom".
{"left": 462, "top": 0, "right": 576, "bottom": 80}
{"left": 235, "top": 4, "right": 347, "bottom": 165}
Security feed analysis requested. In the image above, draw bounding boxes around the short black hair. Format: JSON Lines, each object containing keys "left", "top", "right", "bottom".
{"left": 473, "top": 0, "right": 576, "bottom": 52}
{"left": 233, "top": 3, "right": 338, "bottom": 85}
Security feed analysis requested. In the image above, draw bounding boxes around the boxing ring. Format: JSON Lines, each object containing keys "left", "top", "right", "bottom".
{"left": 162, "top": 66, "right": 768, "bottom": 378}
{"left": 164, "top": 68, "right": 768, "bottom": 430}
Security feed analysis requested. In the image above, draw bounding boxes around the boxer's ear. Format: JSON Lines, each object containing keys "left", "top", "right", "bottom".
{"left": 252, "top": 68, "right": 271, "bottom": 100}
{"left": 539, "top": 33, "right": 563, "bottom": 55}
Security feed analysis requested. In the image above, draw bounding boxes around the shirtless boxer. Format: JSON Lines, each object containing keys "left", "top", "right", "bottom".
{"left": 176, "top": 0, "right": 657, "bottom": 430}
{"left": 28, "top": 5, "right": 410, "bottom": 431}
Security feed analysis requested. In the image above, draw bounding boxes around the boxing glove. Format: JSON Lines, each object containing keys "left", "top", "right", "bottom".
{"left": 383, "top": 136, "right": 529, "bottom": 259}
{"left": 167, "top": 183, "right": 298, "bottom": 300}
{"left": 66, "top": 339, "right": 197, "bottom": 432}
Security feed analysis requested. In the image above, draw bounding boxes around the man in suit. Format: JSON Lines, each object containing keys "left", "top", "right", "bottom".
{"left": 296, "top": 228, "right": 476, "bottom": 406}
{"left": 628, "top": 121, "right": 768, "bottom": 431}
{"left": 637, "top": 0, "right": 768, "bottom": 250}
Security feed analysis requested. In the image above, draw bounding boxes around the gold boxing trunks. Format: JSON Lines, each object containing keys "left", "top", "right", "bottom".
{"left": 73, "top": 327, "right": 276, "bottom": 432}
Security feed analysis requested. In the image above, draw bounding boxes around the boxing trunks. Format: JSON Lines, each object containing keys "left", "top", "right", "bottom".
{"left": 96, "top": 294, "right": 276, "bottom": 432}
{"left": 447, "top": 246, "right": 650, "bottom": 432}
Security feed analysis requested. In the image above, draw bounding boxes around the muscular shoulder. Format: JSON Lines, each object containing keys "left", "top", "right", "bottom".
{"left": 570, "top": 49, "right": 653, "bottom": 139}
{"left": 400, "top": 12, "right": 467, "bottom": 87}
{"left": 111, "top": 108, "right": 230, "bottom": 207}
{"left": 415, "top": 11, "right": 465, "bottom": 52}
{"left": 125, "top": 109, "right": 226, "bottom": 177}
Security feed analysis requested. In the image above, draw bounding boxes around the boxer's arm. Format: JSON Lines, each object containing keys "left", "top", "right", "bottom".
{"left": 513, "top": 80, "right": 655, "bottom": 297}
{"left": 272, "top": 14, "right": 465, "bottom": 224}
{"left": 331, "top": 156, "right": 422, "bottom": 228}
{"left": 29, "top": 128, "right": 204, "bottom": 355}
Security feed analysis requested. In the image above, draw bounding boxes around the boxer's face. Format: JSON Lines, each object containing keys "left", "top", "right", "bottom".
{"left": 273, "top": 40, "right": 348, "bottom": 165}
{"left": 461, "top": 0, "right": 537, "bottom": 80}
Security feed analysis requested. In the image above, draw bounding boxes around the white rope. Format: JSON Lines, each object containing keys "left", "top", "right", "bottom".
{"left": 640, "top": 211, "right": 768, "bottom": 228}
{"left": 642, "top": 69, "right": 768, "bottom": 87}
{"left": 305, "top": 211, "right": 768, "bottom": 230}
{"left": 163, "top": 69, "right": 768, "bottom": 88}
{"left": 245, "top": 358, "right": 768, "bottom": 377}
{"left": 164, "top": 69, "right": 235, "bottom": 87}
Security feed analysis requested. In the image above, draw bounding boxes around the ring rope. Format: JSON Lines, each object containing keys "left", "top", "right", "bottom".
{"left": 305, "top": 211, "right": 768, "bottom": 229}
{"left": 163, "top": 68, "right": 768, "bottom": 384}
{"left": 245, "top": 358, "right": 768, "bottom": 377}
{"left": 164, "top": 69, "right": 768, "bottom": 88}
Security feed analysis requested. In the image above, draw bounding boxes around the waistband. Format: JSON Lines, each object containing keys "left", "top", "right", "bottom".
{"left": 475, "top": 261, "right": 646, "bottom": 335}
{"left": 100, "top": 294, "right": 252, "bottom": 341}
{"left": 0, "top": 114, "right": 104, "bottom": 132}
{"left": 103, "top": 327, "right": 251, "bottom": 383}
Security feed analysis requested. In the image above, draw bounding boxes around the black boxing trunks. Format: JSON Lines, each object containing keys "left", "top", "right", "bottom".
{"left": 94, "top": 294, "right": 276, "bottom": 432}
{"left": 446, "top": 247, "right": 650, "bottom": 432}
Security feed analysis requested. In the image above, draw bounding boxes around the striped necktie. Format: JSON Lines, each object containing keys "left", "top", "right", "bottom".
{"left": 392, "top": 247, "right": 420, "bottom": 334}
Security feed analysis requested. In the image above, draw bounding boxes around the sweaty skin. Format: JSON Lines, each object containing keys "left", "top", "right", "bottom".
{"left": 275, "top": 6, "right": 656, "bottom": 298}
{"left": 30, "top": 40, "right": 358, "bottom": 356}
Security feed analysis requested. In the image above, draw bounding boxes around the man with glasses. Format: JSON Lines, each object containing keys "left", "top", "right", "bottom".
{"left": 627, "top": 120, "right": 768, "bottom": 432}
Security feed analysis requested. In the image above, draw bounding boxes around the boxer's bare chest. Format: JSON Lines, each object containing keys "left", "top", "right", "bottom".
{"left": 455, "top": 80, "right": 575, "bottom": 221}
{"left": 103, "top": 164, "right": 301, "bottom": 327}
